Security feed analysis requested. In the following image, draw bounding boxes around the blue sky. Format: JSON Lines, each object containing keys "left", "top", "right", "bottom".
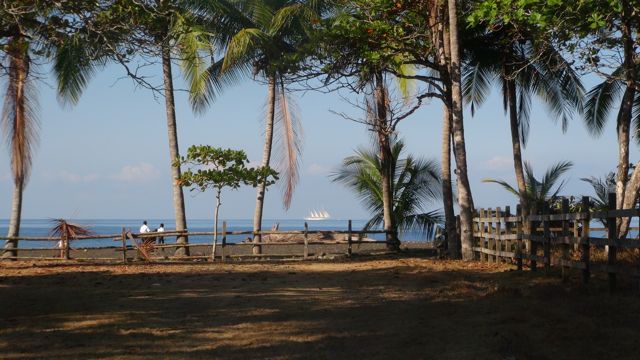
{"left": 0, "top": 61, "right": 631, "bottom": 222}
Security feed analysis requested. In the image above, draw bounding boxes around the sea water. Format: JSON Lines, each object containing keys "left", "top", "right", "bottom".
{"left": 0, "top": 219, "right": 431, "bottom": 248}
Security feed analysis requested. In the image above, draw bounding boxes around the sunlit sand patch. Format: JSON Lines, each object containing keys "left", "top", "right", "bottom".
{"left": 117, "top": 327, "right": 185, "bottom": 337}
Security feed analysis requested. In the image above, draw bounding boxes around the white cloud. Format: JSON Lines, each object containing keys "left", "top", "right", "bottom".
{"left": 307, "top": 163, "right": 331, "bottom": 175}
{"left": 111, "top": 163, "right": 160, "bottom": 182}
{"left": 481, "top": 156, "right": 512, "bottom": 171}
{"left": 45, "top": 170, "right": 100, "bottom": 183}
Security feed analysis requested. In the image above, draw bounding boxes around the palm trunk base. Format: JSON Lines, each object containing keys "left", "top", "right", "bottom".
{"left": 2, "top": 240, "right": 18, "bottom": 260}
{"left": 174, "top": 236, "right": 189, "bottom": 257}
{"left": 385, "top": 231, "right": 400, "bottom": 251}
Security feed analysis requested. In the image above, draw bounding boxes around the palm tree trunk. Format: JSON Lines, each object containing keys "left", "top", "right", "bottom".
{"left": 3, "top": 179, "right": 23, "bottom": 259}
{"left": 374, "top": 72, "right": 399, "bottom": 250}
{"left": 436, "top": 2, "right": 459, "bottom": 256}
{"left": 506, "top": 78, "right": 530, "bottom": 227}
{"left": 441, "top": 98, "right": 459, "bottom": 256}
{"left": 161, "top": 45, "right": 189, "bottom": 256}
{"left": 619, "top": 160, "right": 640, "bottom": 239}
{"left": 253, "top": 76, "right": 277, "bottom": 255}
{"left": 615, "top": 4, "right": 636, "bottom": 237}
{"left": 447, "top": 0, "right": 475, "bottom": 260}
{"left": 2, "top": 39, "right": 28, "bottom": 260}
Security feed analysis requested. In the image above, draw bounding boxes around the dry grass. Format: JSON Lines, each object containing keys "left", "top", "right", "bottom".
{"left": 0, "top": 256, "right": 639, "bottom": 359}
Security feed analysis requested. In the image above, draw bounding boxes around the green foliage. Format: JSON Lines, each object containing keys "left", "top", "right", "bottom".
{"left": 177, "top": 145, "right": 278, "bottom": 193}
{"left": 332, "top": 138, "right": 443, "bottom": 239}
{"left": 483, "top": 161, "right": 573, "bottom": 213}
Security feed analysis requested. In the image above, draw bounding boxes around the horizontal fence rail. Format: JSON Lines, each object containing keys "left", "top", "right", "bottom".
{"left": 472, "top": 196, "right": 640, "bottom": 292}
{"left": 0, "top": 220, "right": 397, "bottom": 262}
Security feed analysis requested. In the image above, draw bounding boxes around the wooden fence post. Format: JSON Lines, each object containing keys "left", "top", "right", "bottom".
{"left": 581, "top": 196, "right": 591, "bottom": 284}
{"left": 479, "top": 209, "right": 487, "bottom": 262}
{"left": 561, "top": 198, "right": 570, "bottom": 282}
{"left": 504, "top": 206, "right": 511, "bottom": 264}
{"left": 221, "top": 221, "right": 227, "bottom": 262}
{"left": 347, "top": 220, "right": 352, "bottom": 257}
{"left": 516, "top": 205, "right": 523, "bottom": 271}
{"left": 121, "top": 227, "right": 127, "bottom": 264}
{"left": 607, "top": 193, "right": 617, "bottom": 293}
{"left": 487, "top": 209, "right": 495, "bottom": 263}
{"left": 495, "top": 207, "right": 502, "bottom": 264}
{"left": 543, "top": 204, "right": 551, "bottom": 273}
{"left": 530, "top": 210, "right": 538, "bottom": 272}
{"left": 304, "top": 222, "right": 309, "bottom": 259}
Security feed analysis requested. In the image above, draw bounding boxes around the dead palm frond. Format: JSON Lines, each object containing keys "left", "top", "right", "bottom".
{"left": 1, "top": 37, "right": 39, "bottom": 186}
{"left": 49, "top": 219, "right": 94, "bottom": 239}
{"left": 274, "top": 80, "right": 303, "bottom": 209}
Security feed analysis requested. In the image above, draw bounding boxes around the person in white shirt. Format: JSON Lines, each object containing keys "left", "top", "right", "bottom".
{"left": 140, "top": 221, "right": 151, "bottom": 234}
{"left": 156, "top": 223, "right": 165, "bottom": 244}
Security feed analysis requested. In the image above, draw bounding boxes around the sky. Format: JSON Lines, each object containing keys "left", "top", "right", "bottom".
{"left": 0, "top": 60, "right": 634, "bottom": 222}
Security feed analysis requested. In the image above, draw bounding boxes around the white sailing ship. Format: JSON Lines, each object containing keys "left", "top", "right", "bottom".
{"left": 304, "top": 209, "right": 331, "bottom": 221}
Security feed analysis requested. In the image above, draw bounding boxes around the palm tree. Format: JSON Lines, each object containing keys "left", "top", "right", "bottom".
{"left": 1, "top": 35, "right": 34, "bottom": 259}
{"left": 584, "top": 66, "right": 640, "bottom": 238}
{"left": 447, "top": 0, "right": 475, "bottom": 260}
{"left": 54, "top": 1, "right": 215, "bottom": 256}
{"left": 483, "top": 161, "right": 573, "bottom": 214}
{"left": 197, "top": 0, "right": 328, "bottom": 253}
{"left": 332, "top": 138, "right": 443, "bottom": 240}
{"left": 581, "top": 172, "right": 616, "bottom": 226}
{"left": 462, "top": 23, "right": 583, "bottom": 239}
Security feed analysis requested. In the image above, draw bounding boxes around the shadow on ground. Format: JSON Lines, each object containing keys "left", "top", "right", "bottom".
{"left": 0, "top": 256, "right": 639, "bottom": 359}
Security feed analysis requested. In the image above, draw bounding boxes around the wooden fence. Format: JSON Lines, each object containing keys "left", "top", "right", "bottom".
{"left": 473, "top": 196, "right": 640, "bottom": 291}
{"left": 0, "top": 220, "right": 390, "bottom": 262}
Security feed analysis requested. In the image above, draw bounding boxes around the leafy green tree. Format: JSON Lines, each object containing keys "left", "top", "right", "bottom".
{"left": 332, "top": 138, "right": 443, "bottom": 241}
{"left": 483, "top": 161, "right": 573, "bottom": 214}
{"left": 178, "top": 145, "right": 278, "bottom": 260}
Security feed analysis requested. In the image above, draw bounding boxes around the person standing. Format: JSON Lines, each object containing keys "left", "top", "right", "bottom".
{"left": 157, "top": 223, "right": 165, "bottom": 244}
{"left": 140, "top": 221, "right": 150, "bottom": 234}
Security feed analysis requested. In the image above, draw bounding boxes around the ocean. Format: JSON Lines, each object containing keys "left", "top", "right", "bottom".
{"left": 0, "top": 219, "right": 430, "bottom": 248}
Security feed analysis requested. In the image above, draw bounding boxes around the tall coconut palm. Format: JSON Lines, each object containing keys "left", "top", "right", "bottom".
{"left": 1, "top": 35, "right": 35, "bottom": 259}
{"left": 483, "top": 161, "right": 573, "bottom": 214}
{"left": 197, "top": 0, "right": 329, "bottom": 253}
{"left": 332, "top": 138, "right": 443, "bottom": 240}
{"left": 447, "top": 0, "right": 475, "bottom": 260}
{"left": 53, "top": 1, "right": 215, "bottom": 256}
{"left": 462, "top": 25, "right": 583, "bottom": 238}
{"left": 584, "top": 65, "right": 640, "bottom": 238}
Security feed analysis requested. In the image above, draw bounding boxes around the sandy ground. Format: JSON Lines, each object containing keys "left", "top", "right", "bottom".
{"left": 1, "top": 255, "right": 639, "bottom": 359}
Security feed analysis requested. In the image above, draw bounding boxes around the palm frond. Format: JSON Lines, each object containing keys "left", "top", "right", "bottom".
{"left": 49, "top": 219, "right": 94, "bottom": 239}
{"left": 482, "top": 178, "right": 520, "bottom": 196}
{"left": 53, "top": 34, "right": 104, "bottom": 106}
{"left": 539, "top": 160, "right": 573, "bottom": 196}
{"left": 633, "top": 92, "right": 640, "bottom": 145}
{"left": 172, "top": 15, "right": 213, "bottom": 114}
{"left": 221, "top": 28, "right": 268, "bottom": 72}
{"left": 516, "top": 83, "right": 532, "bottom": 146}
{"left": 462, "top": 61, "right": 495, "bottom": 116}
{"left": 584, "top": 67, "right": 623, "bottom": 137}
{"left": 401, "top": 211, "right": 444, "bottom": 239}
{"left": 273, "top": 80, "right": 303, "bottom": 210}
{"left": 201, "top": 57, "right": 252, "bottom": 105}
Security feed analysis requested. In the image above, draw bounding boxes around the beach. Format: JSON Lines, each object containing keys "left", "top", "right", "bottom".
{"left": 2, "top": 256, "right": 640, "bottom": 359}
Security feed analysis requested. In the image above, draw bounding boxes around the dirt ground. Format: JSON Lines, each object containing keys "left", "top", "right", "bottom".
{"left": 1, "top": 255, "right": 639, "bottom": 359}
